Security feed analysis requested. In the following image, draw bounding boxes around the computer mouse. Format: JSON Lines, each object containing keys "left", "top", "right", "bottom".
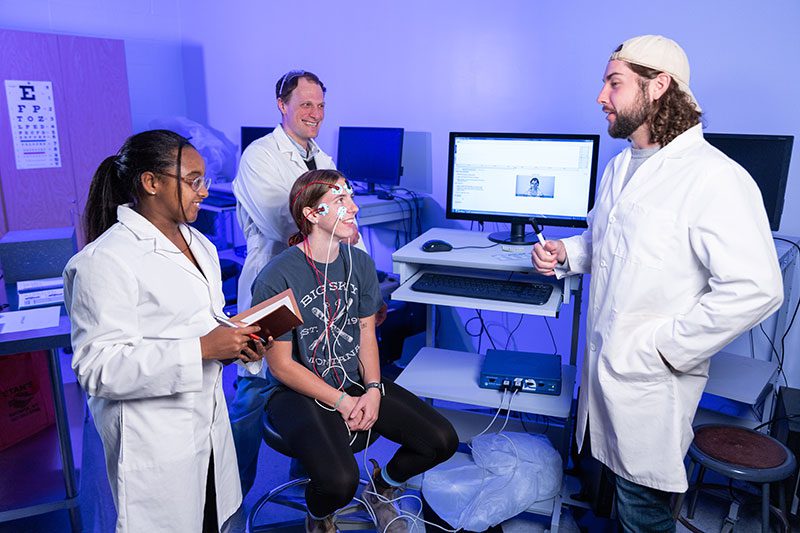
{"left": 421, "top": 239, "right": 453, "bottom": 252}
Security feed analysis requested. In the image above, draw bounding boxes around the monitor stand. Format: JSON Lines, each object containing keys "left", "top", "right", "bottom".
{"left": 354, "top": 182, "right": 377, "bottom": 196}
{"left": 488, "top": 222, "right": 536, "bottom": 245}
{"left": 353, "top": 182, "right": 394, "bottom": 200}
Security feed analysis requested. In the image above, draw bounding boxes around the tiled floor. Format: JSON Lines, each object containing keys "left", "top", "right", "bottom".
{"left": 1, "top": 359, "right": 796, "bottom": 532}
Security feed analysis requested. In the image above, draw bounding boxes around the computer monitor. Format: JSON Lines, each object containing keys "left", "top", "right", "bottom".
{"left": 704, "top": 133, "right": 794, "bottom": 231}
{"left": 447, "top": 132, "right": 600, "bottom": 244}
{"left": 241, "top": 126, "right": 275, "bottom": 153}
{"left": 337, "top": 126, "right": 404, "bottom": 196}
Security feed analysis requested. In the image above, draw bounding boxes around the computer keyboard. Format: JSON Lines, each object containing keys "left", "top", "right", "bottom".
{"left": 410, "top": 272, "right": 554, "bottom": 305}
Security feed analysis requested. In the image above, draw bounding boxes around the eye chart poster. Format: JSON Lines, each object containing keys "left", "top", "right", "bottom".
{"left": 4, "top": 80, "right": 62, "bottom": 169}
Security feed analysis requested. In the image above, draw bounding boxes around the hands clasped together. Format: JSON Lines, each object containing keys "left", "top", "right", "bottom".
{"left": 335, "top": 387, "right": 381, "bottom": 432}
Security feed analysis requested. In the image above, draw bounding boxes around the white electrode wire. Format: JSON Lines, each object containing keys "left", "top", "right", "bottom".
{"left": 330, "top": 235, "right": 355, "bottom": 355}
{"left": 361, "top": 433, "right": 458, "bottom": 533}
{"left": 321, "top": 214, "right": 357, "bottom": 392}
{"left": 359, "top": 392, "right": 513, "bottom": 533}
{"left": 314, "top": 363, "right": 363, "bottom": 447}
{"left": 496, "top": 389, "right": 519, "bottom": 434}
{"left": 454, "top": 392, "right": 521, "bottom": 531}
{"left": 322, "top": 216, "right": 340, "bottom": 367}
{"left": 471, "top": 389, "right": 509, "bottom": 441}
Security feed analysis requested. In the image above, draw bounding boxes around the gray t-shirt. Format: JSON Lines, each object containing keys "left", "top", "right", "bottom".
{"left": 251, "top": 244, "right": 383, "bottom": 403}
{"left": 622, "top": 145, "right": 661, "bottom": 189}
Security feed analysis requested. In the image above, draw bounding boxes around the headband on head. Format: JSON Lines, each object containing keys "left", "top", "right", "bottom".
{"left": 278, "top": 69, "right": 306, "bottom": 99}
{"left": 290, "top": 179, "right": 353, "bottom": 212}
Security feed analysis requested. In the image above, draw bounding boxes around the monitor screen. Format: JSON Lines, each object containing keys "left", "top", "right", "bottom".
{"left": 337, "top": 127, "right": 404, "bottom": 194}
{"left": 704, "top": 133, "right": 793, "bottom": 231}
{"left": 241, "top": 126, "right": 274, "bottom": 153}
{"left": 447, "top": 132, "right": 600, "bottom": 244}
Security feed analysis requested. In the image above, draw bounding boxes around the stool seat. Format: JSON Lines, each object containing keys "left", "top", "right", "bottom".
{"left": 248, "top": 411, "right": 380, "bottom": 532}
{"left": 675, "top": 424, "right": 797, "bottom": 533}
{"left": 689, "top": 424, "right": 796, "bottom": 483}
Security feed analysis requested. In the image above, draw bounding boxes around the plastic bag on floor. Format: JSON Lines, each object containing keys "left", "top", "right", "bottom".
{"left": 421, "top": 432, "right": 562, "bottom": 531}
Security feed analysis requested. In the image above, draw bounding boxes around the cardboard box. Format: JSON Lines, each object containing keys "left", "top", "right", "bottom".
{"left": 0, "top": 351, "right": 55, "bottom": 451}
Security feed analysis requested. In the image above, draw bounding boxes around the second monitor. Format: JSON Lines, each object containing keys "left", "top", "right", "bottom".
{"left": 337, "top": 126, "right": 404, "bottom": 197}
{"left": 447, "top": 132, "right": 600, "bottom": 244}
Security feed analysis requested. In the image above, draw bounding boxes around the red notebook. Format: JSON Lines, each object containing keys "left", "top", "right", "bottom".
{"left": 231, "top": 288, "right": 303, "bottom": 341}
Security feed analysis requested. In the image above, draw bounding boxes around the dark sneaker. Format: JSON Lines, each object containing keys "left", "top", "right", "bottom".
{"left": 364, "top": 460, "right": 409, "bottom": 533}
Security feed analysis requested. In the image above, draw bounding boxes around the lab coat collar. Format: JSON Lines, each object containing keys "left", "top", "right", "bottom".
{"left": 116, "top": 205, "right": 212, "bottom": 286}
{"left": 615, "top": 123, "right": 705, "bottom": 199}
{"left": 274, "top": 124, "right": 314, "bottom": 170}
{"left": 657, "top": 123, "right": 704, "bottom": 158}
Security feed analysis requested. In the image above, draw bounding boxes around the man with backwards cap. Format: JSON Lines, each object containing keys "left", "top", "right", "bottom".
{"left": 532, "top": 35, "right": 783, "bottom": 530}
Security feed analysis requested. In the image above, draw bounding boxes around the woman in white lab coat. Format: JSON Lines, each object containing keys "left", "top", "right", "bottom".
{"left": 63, "top": 130, "right": 266, "bottom": 532}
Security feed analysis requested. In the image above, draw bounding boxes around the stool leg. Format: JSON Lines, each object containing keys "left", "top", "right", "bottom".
{"left": 778, "top": 480, "right": 789, "bottom": 532}
{"left": 673, "top": 461, "right": 695, "bottom": 520}
{"left": 687, "top": 465, "right": 705, "bottom": 520}
{"left": 762, "top": 483, "right": 770, "bottom": 533}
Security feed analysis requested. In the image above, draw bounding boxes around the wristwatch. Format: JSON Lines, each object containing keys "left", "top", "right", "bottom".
{"left": 365, "top": 381, "right": 385, "bottom": 396}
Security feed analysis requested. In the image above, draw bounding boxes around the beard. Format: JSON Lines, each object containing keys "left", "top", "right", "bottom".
{"left": 608, "top": 89, "right": 652, "bottom": 139}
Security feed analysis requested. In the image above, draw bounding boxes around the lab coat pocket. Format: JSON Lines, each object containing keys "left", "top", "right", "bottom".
{"left": 613, "top": 202, "right": 676, "bottom": 270}
{"left": 599, "top": 313, "right": 672, "bottom": 382}
{"left": 119, "top": 395, "right": 196, "bottom": 470}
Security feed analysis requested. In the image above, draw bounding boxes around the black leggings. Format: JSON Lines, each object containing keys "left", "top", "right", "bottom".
{"left": 268, "top": 380, "right": 458, "bottom": 518}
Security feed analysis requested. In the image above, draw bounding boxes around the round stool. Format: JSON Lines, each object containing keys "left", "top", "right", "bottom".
{"left": 674, "top": 424, "right": 796, "bottom": 533}
{"left": 246, "top": 414, "right": 379, "bottom": 533}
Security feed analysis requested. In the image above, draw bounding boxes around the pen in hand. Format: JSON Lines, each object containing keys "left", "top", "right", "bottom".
{"left": 530, "top": 217, "right": 547, "bottom": 246}
{"left": 214, "top": 315, "right": 264, "bottom": 345}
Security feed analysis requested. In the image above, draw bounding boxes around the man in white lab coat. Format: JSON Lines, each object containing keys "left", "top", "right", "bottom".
{"left": 532, "top": 35, "right": 784, "bottom": 532}
{"left": 230, "top": 70, "right": 386, "bottom": 496}
{"left": 230, "top": 70, "right": 336, "bottom": 495}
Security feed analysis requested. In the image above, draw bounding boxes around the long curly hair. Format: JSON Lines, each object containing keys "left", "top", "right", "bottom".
{"left": 628, "top": 63, "right": 703, "bottom": 147}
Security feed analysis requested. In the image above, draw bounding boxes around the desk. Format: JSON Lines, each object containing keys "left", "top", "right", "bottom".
{"left": 392, "top": 228, "right": 582, "bottom": 531}
{"left": 396, "top": 349, "right": 576, "bottom": 531}
{"left": 392, "top": 227, "right": 583, "bottom": 364}
{"left": 0, "top": 314, "right": 82, "bottom": 531}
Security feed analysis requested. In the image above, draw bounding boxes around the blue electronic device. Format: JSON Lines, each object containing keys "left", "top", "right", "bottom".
{"left": 479, "top": 349, "right": 562, "bottom": 396}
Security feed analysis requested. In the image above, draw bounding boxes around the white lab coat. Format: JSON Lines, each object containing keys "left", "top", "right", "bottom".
{"left": 232, "top": 124, "right": 336, "bottom": 313}
{"left": 63, "top": 206, "right": 242, "bottom": 532}
{"left": 558, "top": 125, "right": 783, "bottom": 492}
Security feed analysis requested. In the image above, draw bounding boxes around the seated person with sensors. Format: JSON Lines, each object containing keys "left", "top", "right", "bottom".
{"left": 252, "top": 169, "right": 458, "bottom": 533}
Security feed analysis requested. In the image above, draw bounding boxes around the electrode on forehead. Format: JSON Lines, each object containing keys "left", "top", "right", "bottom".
{"left": 330, "top": 180, "right": 354, "bottom": 196}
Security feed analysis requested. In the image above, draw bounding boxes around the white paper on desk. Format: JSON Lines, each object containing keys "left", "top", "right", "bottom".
{"left": 490, "top": 252, "right": 530, "bottom": 262}
{"left": 0, "top": 306, "right": 61, "bottom": 334}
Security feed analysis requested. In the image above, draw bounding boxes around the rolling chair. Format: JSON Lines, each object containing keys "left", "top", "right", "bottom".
{"left": 673, "top": 424, "right": 796, "bottom": 533}
{"left": 246, "top": 413, "right": 380, "bottom": 532}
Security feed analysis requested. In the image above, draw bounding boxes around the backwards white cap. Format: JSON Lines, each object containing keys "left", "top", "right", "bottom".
{"left": 610, "top": 35, "right": 701, "bottom": 112}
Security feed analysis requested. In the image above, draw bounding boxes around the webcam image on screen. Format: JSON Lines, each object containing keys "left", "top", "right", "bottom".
{"left": 515, "top": 174, "right": 555, "bottom": 198}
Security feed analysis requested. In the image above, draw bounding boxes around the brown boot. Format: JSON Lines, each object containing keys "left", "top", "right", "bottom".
{"left": 364, "top": 459, "right": 409, "bottom": 533}
{"left": 305, "top": 513, "right": 338, "bottom": 533}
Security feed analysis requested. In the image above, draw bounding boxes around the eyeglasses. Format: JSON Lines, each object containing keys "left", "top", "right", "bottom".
{"left": 158, "top": 172, "right": 214, "bottom": 192}
{"left": 278, "top": 70, "right": 306, "bottom": 98}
